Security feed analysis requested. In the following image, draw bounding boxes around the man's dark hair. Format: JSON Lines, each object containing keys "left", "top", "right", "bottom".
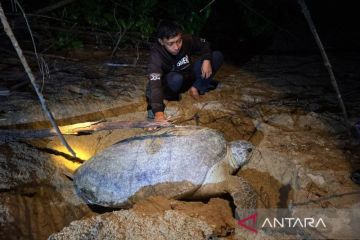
{"left": 156, "top": 20, "right": 183, "bottom": 40}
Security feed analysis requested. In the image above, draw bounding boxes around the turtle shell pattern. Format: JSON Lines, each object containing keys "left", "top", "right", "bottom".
{"left": 74, "top": 126, "right": 227, "bottom": 207}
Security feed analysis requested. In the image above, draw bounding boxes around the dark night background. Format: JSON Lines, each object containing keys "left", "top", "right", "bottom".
{"left": 1, "top": 1, "right": 360, "bottom": 239}
{"left": 1, "top": 0, "right": 360, "bottom": 63}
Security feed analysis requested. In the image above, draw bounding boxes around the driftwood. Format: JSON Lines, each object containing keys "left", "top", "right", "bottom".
{"left": 0, "top": 120, "right": 173, "bottom": 140}
{"left": 297, "top": 0, "right": 350, "bottom": 136}
{"left": 0, "top": 2, "right": 76, "bottom": 156}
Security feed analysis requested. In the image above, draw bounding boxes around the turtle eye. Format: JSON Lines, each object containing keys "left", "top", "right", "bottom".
{"left": 247, "top": 148, "right": 252, "bottom": 153}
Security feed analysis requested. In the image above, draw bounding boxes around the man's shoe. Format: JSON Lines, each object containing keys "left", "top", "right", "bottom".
{"left": 147, "top": 104, "right": 155, "bottom": 119}
{"left": 188, "top": 87, "right": 200, "bottom": 100}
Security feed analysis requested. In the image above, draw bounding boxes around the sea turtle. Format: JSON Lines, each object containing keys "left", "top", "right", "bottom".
{"left": 73, "top": 126, "right": 256, "bottom": 209}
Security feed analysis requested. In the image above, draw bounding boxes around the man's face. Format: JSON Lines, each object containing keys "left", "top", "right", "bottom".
{"left": 159, "top": 34, "right": 183, "bottom": 55}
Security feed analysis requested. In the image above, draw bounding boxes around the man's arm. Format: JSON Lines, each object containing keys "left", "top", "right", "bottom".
{"left": 148, "top": 50, "right": 166, "bottom": 121}
{"left": 201, "top": 60, "right": 212, "bottom": 79}
{"left": 190, "top": 36, "right": 213, "bottom": 79}
{"left": 149, "top": 72, "right": 166, "bottom": 121}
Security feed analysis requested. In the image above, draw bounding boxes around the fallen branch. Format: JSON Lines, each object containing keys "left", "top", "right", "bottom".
{"left": 297, "top": 0, "right": 351, "bottom": 136}
{"left": 0, "top": 120, "right": 174, "bottom": 139}
{"left": 0, "top": 2, "right": 76, "bottom": 156}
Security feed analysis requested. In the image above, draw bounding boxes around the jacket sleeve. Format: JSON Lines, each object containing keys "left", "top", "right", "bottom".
{"left": 148, "top": 49, "right": 165, "bottom": 113}
{"left": 190, "top": 35, "right": 212, "bottom": 61}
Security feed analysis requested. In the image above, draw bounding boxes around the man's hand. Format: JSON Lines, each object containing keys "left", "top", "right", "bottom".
{"left": 201, "top": 60, "right": 212, "bottom": 79}
{"left": 154, "top": 112, "right": 166, "bottom": 122}
{"left": 145, "top": 112, "right": 167, "bottom": 132}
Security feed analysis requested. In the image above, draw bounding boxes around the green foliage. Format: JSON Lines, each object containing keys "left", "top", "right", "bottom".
{"left": 41, "top": 0, "right": 214, "bottom": 48}
{"left": 185, "top": 8, "right": 211, "bottom": 35}
{"left": 154, "top": 0, "right": 212, "bottom": 35}
{"left": 55, "top": 32, "right": 83, "bottom": 50}
{"left": 118, "top": 0, "right": 158, "bottom": 40}
{"left": 52, "top": 0, "right": 158, "bottom": 45}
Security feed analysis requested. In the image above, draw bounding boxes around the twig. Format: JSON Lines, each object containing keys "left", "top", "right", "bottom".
{"left": 15, "top": 1, "right": 50, "bottom": 94}
{"left": 199, "top": 0, "right": 216, "bottom": 13}
{"left": 11, "top": 0, "right": 17, "bottom": 12}
{"left": 297, "top": 0, "right": 351, "bottom": 136}
{"left": 110, "top": 24, "right": 129, "bottom": 59}
{"left": 15, "top": 1, "right": 38, "bottom": 60}
{"left": 0, "top": 2, "right": 76, "bottom": 157}
{"left": 134, "top": 41, "right": 140, "bottom": 66}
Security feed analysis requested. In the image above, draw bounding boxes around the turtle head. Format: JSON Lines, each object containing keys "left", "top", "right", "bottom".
{"left": 229, "top": 140, "right": 254, "bottom": 169}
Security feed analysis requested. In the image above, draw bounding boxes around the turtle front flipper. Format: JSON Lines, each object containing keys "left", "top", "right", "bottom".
{"left": 225, "top": 176, "right": 257, "bottom": 210}
{"left": 190, "top": 175, "right": 256, "bottom": 211}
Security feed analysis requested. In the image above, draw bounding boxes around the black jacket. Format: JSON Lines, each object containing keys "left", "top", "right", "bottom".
{"left": 148, "top": 34, "right": 212, "bottom": 113}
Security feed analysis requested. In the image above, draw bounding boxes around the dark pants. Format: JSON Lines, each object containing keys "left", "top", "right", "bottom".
{"left": 146, "top": 51, "right": 224, "bottom": 100}
{"left": 164, "top": 50, "right": 224, "bottom": 96}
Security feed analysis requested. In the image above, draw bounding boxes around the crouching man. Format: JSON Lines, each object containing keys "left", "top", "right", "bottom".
{"left": 146, "top": 20, "right": 223, "bottom": 122}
